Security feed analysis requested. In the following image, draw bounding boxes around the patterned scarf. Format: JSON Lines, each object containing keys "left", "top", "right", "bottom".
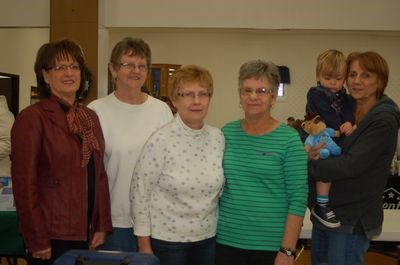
{"left": 64, "top": 100, "right": 100, "bottom": 167}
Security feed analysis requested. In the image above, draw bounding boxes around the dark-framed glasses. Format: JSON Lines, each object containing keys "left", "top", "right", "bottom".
{"left": 177, "top": 91, "right": 210, "bottom": 100}
{"left": 119, "top": 62, "right": 148, "bottom": 72}
{"left": 240, "top": 87, "right": 273, "bottom": 97}
{"left": 50, "top": 64, "right": 80, "bottom": 72}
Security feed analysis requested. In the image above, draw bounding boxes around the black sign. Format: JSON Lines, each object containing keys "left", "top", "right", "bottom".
{"left": 382, "top": 176, "right": 400, "bottom": 210}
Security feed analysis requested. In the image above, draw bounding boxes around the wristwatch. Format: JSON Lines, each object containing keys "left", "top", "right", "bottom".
{"left": 279, "top": 247, "right": 296, "bottom": 258}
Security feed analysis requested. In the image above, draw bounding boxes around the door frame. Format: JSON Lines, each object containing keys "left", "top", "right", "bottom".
{"left": 0, "top": 72, "right": 19, "bottom": 117}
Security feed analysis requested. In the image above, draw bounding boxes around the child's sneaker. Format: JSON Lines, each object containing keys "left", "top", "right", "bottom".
{"left": 311, "top": 204, "right": 341, "bottom": 228}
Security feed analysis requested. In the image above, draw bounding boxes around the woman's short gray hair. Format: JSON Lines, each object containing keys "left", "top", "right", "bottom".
{"left": 238, "top": 59, "right": 280, "bottom": 96}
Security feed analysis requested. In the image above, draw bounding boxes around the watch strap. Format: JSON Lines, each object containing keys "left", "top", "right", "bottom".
{"left": 279, "top": 247, "right": 296, "bottom": 258}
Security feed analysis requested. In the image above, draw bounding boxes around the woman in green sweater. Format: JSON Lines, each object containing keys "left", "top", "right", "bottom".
{"left": 215, "top": 60, "right": 308, "bottom": 265}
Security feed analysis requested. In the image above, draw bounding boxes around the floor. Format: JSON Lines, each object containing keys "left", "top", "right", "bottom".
{"left": 295, "top": 249, "right": 397, "bottom": 265}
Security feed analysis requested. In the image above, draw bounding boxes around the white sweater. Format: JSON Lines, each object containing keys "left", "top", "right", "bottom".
{"left": 0, "top": 95, "right": 14, "bottom": 177}
{"left": 88, "top": 93, "right": 173, "bottom": 227}
{"left": 131, "top": 114, "right": 225, "bottom": 242}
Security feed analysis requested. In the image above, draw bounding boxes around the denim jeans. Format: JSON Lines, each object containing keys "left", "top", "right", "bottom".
{"left": 150, "top": 237, "right": 216, "bottom": 265}
{"left": 97, "top": 227, "right": 137, "bottom": 252}
{"left": 311, "top": 225, "right": 370, "bottom": 265}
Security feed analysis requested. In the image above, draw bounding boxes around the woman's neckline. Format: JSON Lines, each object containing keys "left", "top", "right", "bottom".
{"left": 114, "top": 89, "right": 148, "bottom": 105}
{"left": 241, "top": 116, "right": 280, "bottom": 136}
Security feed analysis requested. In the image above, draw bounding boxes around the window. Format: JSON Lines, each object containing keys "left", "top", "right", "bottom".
{"left": 278, "top": 66, "right": 290, "bottom": 98}
{"left": 278, "top": 83, "right": 284, "bottom": 97}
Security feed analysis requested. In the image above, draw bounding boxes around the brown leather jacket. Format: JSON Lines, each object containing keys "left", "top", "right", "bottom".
{"left": 11, "top": 96, "right": 112, "bottom": 253}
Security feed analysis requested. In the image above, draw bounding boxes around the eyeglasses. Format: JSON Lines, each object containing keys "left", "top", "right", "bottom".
{"left": 119, "top": 62, "right": 148, "bottom": 72}
{"left": 177, "top": 91, "right": 210, "bottom": 100}
{"left": 50, "top": 64, "right": 80, "bottom": 72}
{"left": 240, "top": 87, "right": 274, "bottom": 97}
{"left": 347, "top": 71, "right": 375, "bottom": 81}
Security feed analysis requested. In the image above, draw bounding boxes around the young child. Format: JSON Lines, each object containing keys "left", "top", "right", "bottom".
{"left": 306, "top": 49, "right": 356, "bottom": 228}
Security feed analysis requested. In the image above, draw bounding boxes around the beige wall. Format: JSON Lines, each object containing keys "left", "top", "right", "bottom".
{"left": 1, "top": 27, "right": 399, "bottom": 126}
{"left": 103, "top": 0, "right": 400, "bottom": 31}
{"left": 1, "top": 1, "right": 400, "bottom": 125}
{"left": 108, "top": 28, "right": 400, "bottom": 127}
{"left": 0, "top": 0, "right": 48, "bottom": 27}
{"left": 2, "top": 0, "right": 400, "bottom": 31}
{"left": 0, "top": 29, "right": 49, "bottom": 110}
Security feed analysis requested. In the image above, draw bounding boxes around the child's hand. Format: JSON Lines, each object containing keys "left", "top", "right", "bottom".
{"left": 340, "top": 122, "right": 354, "bottom": 136}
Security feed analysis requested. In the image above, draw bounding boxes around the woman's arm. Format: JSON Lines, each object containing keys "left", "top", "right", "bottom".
{"left": 130, "top": 131, "right": 166, "bottom": 250}
{"left": 91, "top": 112, "right": 112, "bottom": 239}
{"left": 11, "top": 107, "right": 51, "bottom": 253}
{"left": 275, "top": 214, "right": 303, "bottom": 265}
{"left": 275, "top": 133, "right": 308, "bottom": 265}
{"left": 0, "top": 108, "right": 14, "bottom": 160}
{"left": 283, "top": 133, "right": 308, "bottom": 215}
{"left": 310, "top": 118, "right": 396, "bottom": 182}
{"left": 137, "top": 236, "right": 153, "bottom": 254}
{"left": 281, "top": 214, "right": 303, "bottom": 248}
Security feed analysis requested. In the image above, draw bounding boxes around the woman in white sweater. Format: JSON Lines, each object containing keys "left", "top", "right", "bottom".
{"left": 0, "top": 95, "right": 14, "bottom": 178}
{"left": 88, "top": 37, "right": 173, "bottom": 251}
{"left": 131, "top": 65, "right": 224, "bottom": 265}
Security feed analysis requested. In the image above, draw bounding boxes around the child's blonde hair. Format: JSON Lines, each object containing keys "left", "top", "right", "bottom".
{"left": 316, "top": 49, "right": 346, "bottom": 78}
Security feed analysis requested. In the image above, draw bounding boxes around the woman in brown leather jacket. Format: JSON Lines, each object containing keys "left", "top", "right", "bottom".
{"left": 11, "top": 39, "right": 112, "bottom": 265}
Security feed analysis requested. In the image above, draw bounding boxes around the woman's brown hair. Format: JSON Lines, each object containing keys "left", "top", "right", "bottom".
{"left": 347, "top": 51, "right": 389, "bottom": 99}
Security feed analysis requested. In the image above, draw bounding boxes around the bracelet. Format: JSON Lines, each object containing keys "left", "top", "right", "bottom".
{"left": 279, "top": 247, "right": 296, "bottom": 258}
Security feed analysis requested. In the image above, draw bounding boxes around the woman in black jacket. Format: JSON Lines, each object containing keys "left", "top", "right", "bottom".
{"left": 308, "top": 51, "right": 400, "bottom": 265}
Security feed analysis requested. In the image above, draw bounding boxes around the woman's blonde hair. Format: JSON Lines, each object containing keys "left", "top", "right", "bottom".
{"left": 168, "top": 65, "right": 213, "bottom": 100}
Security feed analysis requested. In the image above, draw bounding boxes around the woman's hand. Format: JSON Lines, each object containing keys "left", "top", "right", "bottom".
{"left": 275, "top": 251, "right": 295, "bottom": 265}
{"left": 307, "top": 142, "right": 325, "bottom": 160}
{"left": 138, "top": 236, "right": 153, "bottom": 254}
{"left": 90, "top": 231, "right": 107, "bottom": 250}
{"left": 32, "top": 248, "right": 51, "bottom": 260}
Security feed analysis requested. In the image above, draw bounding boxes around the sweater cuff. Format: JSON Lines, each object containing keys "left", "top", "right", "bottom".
{"left": 133, "top": 223, "right": 151, "bottom": 236}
